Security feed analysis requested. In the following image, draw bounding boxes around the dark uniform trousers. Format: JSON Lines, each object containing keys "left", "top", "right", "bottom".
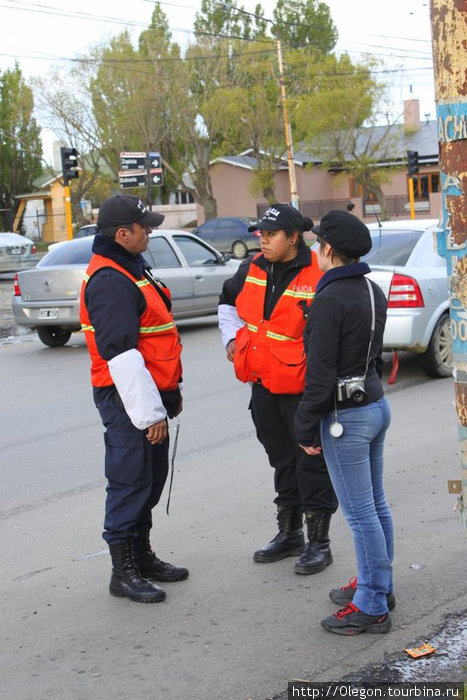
{"left": 250, "top": 382, "right": 338, "bottom": 512}
{"left": 94, "top": 386, "right": 169, "bottom": 544}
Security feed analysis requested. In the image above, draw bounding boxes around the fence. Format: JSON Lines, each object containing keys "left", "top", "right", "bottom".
{"left": 16, "top": 208, "right": 69, "bottom": 242}
{"left": 257, "top": 196, "right": 431, "bottom": 221}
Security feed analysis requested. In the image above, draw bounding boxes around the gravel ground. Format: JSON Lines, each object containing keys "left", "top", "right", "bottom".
{"left": 273, "top": 610, "right": 466, "bottom": 698}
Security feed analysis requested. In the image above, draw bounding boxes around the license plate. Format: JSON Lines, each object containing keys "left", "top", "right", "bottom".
{"left": 9, "top": 246, "right": 23, "bottom": 255}
{"left": 38, "top": 307, "right": 59, "bottom": 319}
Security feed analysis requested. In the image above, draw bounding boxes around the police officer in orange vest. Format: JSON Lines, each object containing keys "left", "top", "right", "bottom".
{"left": 218, "top": 204, "right": 338, "bottom": 574}
{"left": 80, "top": 195, "right": 188, "bottom": 603}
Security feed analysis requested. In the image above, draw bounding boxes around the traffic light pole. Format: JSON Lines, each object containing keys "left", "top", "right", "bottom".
{"left": 430, "top": 0, "right": 467, "bottom": 527}
{"left": 64, "top": 185, "right": 73, "bottom": 240}
{"left": 408, "top": 177, "right": 415, "bottom": 219}
{"left": 60, "top": 146, "right": 79, "bottom": 240}
{"left": 407, "top": 150, "right": 418, "bottom": 219}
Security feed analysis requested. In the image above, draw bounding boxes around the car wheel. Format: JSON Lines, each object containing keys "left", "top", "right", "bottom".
{"left": 419, "top": 313, "right": 453, "bottom": 378}
{"left": 37, "top": 326, "right": 72, "bottom": 347}
{"left": 232, "top": 240, "right": 248, "bottom": 259}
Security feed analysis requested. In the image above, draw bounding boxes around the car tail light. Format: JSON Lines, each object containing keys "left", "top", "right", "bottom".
{"left": 31, "top": 244, "right": 36, "bottom": 254}
{"left": 388, "top": 273, "right": 424, "bottom": 308}
{"left": 13, "top": 273, "right": 21, "bottom": 297}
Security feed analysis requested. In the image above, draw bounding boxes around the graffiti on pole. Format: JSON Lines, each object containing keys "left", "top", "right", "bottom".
{"left": 431, "top": 0, "right": 467, "bottom": 524}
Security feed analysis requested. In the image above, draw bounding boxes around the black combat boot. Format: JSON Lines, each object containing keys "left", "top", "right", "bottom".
{"left": 294, "top": 511, "right": 333, "bottom": 575}
{"left": 133, "top": 531, "right": 189, "bottom": 582}
{"left": 108, "top": 540, "right": 166, "bottom": 603}
{"left": 253, "top": 505, "right": 304, "bottom": 563}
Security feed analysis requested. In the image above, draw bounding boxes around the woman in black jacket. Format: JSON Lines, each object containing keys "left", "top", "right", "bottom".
{"left": 295, "top": 210, "right": 394, "bottom": 636}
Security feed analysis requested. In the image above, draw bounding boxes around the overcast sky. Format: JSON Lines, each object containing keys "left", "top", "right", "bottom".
{"left": 1, "top": 0, "right": 436, "bottom": 154}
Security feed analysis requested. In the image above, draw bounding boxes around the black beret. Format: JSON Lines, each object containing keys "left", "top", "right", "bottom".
{"left": 312, "top": 210, "right": 372, "bottom": 258}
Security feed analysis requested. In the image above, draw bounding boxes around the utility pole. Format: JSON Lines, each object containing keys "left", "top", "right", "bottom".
{"left": 430, "top": 0, "right": 467, "bottom": 526}
{"left": 275, "top": 31, "right": 299, "bottom": 210}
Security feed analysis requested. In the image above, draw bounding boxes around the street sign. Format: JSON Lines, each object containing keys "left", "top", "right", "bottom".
{"left": 148, "top": 152, "right": 161, "bottom": 169}
{"left": 118, "top": 151, "right": 164, "bottom": 188}
{"left": 120, "top": 151, "right": 146, "bottom": 171}
{"left": 150, "top": 168, "right": 164, "bottom": 186}
{"left": 119, "top": 170, "right": 147, "bottom": 189}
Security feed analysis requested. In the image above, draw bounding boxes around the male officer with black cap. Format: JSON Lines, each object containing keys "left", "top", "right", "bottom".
{"left": 80, "top": 194, "right": 188, "bottom": 604}
{"left": 218, "top": 203, "right": 338, "bottom": 576}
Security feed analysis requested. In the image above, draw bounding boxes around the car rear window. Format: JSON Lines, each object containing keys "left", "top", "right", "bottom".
{"left": 362, "top": 231, "right": 422, "bottom": 266}
{"left": 38, "top": 237, "right": 94, "bottom": 266}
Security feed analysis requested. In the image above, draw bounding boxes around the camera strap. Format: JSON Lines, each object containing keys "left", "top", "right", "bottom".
{"left": 330, "top": 278, "right": 376, "bottom": 437}
{"left": 363, "top": 277, "right": 376, "bottom": 377}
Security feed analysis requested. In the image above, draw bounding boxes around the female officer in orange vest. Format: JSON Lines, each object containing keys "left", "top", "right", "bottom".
{"left": 218, "top": 204, "right": 337, "bottom": 575}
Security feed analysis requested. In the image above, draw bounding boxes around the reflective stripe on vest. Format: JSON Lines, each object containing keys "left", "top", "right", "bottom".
{"left": 80, "top": 254, "right": 182, "bottom": 390}
{"left": 233, "top": 252, "right": 322, "bottom": 394}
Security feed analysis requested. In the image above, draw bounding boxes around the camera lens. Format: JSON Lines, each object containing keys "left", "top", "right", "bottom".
{"left": 351, "top": 389, "right": 366, "bottom": 403}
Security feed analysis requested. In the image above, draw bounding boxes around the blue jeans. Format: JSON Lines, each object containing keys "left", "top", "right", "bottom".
{"left": 321, "top": 397, "right": 393, "bottom": 615}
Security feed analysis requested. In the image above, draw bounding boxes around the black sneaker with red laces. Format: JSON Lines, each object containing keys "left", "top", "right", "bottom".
{"left": 329, "top": 576, "right": 396, "bottom": 611}
{"left": 321, "top": 602, "right": 392, "bottom": 635}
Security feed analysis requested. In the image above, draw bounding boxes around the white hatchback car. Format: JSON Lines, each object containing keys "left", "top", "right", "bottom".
{"left": 363, "top": 219, "right": 452, "bottom": 378}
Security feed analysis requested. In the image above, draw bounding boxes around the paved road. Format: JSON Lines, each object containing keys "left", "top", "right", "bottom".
{"left": 1, "top": 313, "right": 465, "bottom": 699}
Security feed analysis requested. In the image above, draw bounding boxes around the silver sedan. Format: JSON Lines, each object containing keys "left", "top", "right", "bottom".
{"left": 0, "top": 232, "right": 39, "bottom": 273}
{"left": 12, "top": 230, "right": 241, "bottom": 347}
{"left": 364, "top": 219, "right": 452, "bottom": 378}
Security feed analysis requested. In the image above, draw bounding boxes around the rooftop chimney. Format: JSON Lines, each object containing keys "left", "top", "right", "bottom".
{"left": 403, "top": 99, "right": 421, "bottom": 131}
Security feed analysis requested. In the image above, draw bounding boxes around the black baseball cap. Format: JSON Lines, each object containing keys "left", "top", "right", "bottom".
{"left": 312, "top": 210, "right": 372, "bottom": 258}
{"left": 248, "top": 203, "right": 311, "bottom": 233}
{"left": 97, "top": 195, "right": 165, "bottom": 229}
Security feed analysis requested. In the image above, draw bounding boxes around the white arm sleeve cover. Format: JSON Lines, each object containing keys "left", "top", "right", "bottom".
{"left": 218, "top": 303, "right": 244, "bottom": 347}
{"left": 108, "top": 348, "right": 167, "bottom": 430}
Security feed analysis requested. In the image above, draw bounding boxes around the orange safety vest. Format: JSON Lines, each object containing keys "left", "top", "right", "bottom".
{"left": 80, "top": 254, "right": 182, "bottom": 390}
{"left": 234, "top": 252, "right": 322, "bottom": 394}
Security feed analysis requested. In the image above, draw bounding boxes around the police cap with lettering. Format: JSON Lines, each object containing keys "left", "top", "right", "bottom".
{"left": 97, "top": 194, "right": 165, "bottom": 229}
{"left": 248, "top": 203, "right": 312, "bottom": 233}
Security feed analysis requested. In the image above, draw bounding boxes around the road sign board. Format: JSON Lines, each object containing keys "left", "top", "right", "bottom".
{"left": 150, "top": 168, "right": 164, "bottom": 186}
{"left": 148, "top": 152, "right": 161, "bottom": 169}
{"left": 119, "top": 169, "right": 147, "bottom": 188}
{"left": 118, "top": 151, "right": 164, "bottom": 187}
{"left": 120, "top": 152, "right": 146, "bottom": 171}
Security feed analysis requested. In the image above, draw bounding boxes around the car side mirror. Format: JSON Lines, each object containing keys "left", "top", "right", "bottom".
{"left": 220, "top": 252, "right": 232, "bottom": 262}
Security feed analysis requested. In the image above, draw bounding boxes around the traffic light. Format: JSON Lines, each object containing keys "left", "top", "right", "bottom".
{"left": 60, "top": 146, "right": 79, "bottom": 185}
{"left": 407, "top": 150, "right": 419, "bottom": 177}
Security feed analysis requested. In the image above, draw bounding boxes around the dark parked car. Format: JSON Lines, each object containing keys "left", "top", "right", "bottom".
{"left": 47, "top": 224, "right": 100, "bottom": 252}
{"left": 192, "top": 217, "right": 260, "bottom": 259}
{"left": 75, "top": 224, "right": 99, "bottom": 238}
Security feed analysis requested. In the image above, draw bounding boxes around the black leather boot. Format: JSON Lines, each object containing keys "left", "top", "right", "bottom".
{"left": 253, "top": 505, "right": 304, "bottom": 563}
{"left": 133, "top": 532, "right": 189, "bottom": 582}
{"left": 109, "top": 540, "right": 166, "bottom": 603}
{"left": 294, "top": 511, "right": 333, "bottom": 575}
